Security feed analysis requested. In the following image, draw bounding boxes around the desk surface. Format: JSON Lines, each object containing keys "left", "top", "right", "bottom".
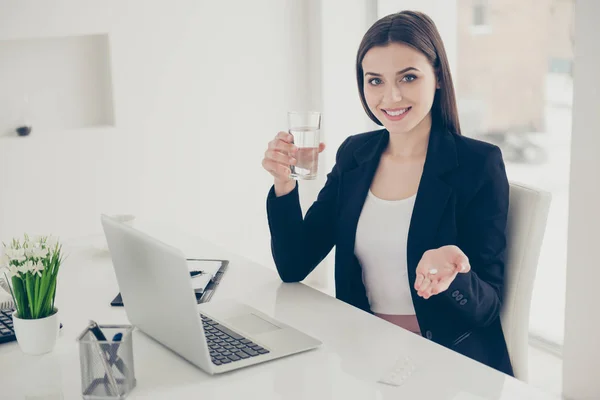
{"left": 0, "top": 221, "right": 560, "bottom": 399}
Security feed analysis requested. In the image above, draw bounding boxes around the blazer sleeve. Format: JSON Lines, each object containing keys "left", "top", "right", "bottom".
{"left": 266, "top": 137, "right": 351, "bottom": 283}
{"left": 443, "top": 146, "right": 510, "bottom": 328}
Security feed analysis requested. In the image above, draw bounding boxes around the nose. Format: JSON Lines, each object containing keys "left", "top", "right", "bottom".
{"left": 385, "top": 82, "right": 403, "bottom": 103}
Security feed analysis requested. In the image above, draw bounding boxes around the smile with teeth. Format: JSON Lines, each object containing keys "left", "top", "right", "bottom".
{"left": 383, "top": 107, "right": 411, "bottom": 116}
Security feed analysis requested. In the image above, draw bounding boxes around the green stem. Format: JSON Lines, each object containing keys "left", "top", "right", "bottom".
{"left": 25, "top": 274, "right": 35, "bottom": 319}
{"left": 12, "top": 276, "right": 28, "bottom": 319}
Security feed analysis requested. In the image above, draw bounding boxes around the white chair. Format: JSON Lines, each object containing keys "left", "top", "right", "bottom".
{"left": 500, "top": 181, "right": 552, "bottom": 382}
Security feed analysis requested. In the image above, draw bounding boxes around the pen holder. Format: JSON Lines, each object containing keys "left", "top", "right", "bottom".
{"left": 77, "top": 324, "right": 136, "bottom": 399}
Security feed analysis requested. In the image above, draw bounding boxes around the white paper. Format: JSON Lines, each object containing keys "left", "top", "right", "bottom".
{"left": 187, "top": 260, "right": 222, "bottom": 278}
{"left": 191, "top": 274, "right": 213, "bottom": 293}
{"left": 187, "top": 260, "right": 223, "bottom": 293}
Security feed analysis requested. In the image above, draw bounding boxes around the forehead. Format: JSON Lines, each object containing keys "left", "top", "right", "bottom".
{"left": 362, "top": 42, "right": 431, "bottom": 73}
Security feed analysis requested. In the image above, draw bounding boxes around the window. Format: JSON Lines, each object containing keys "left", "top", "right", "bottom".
{"left": 548, "top": 57, "right": 573, "bottom": 75}
{"left": 457, "top": 0, "right": 575, "bottom": 348}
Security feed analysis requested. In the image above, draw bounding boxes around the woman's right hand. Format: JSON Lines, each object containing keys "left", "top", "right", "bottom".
{"left": 262, "top": 131, "right": 297, "bottom": 189}
{"left": 262, "top": 131, "right": 325, "bottom": 197}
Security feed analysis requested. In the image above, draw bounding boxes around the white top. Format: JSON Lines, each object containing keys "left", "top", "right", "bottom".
{"left": 355, "top": 190, "right": 417, "bottom": 315}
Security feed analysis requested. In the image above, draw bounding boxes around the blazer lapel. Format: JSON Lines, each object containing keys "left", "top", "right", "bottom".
{"left": 406, "top": 128, "right": 459, "bottom": 281}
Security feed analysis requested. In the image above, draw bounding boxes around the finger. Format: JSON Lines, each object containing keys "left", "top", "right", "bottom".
{"left": 262, "top": 159, "right": 291, "bottom": 179}
{"left": 423, "top": 279, "right": 439, "bottom": 298}
{"left": 430, "top": 280, "right": 444, "bottom": 295}
{"left": 276, "top": 131, "right": 294, "bottom": 143}
{"left": 422, "top": 282, "right": 437, "bottom": 298}
{"left": 454, "top": 258, "right": 470, "bottom": 273}
{"left": 271, "top": 140, "right": 297, "bottom": 155}
{"left": 452, "top": 250, "right": 470, "bottom": 273}
{"left": 435, "top": 272, "right": 459, "bottom": 293}
{"left": 458, "top": 261, "right": 471, "bottom": 273}
{"left": 418, "top": 277, "right": 432, "bottom": 296}
{"left": 265, "top": 149, "right": 295, "bottom": 166}
{"left": 318, "top": 142, "right": 326, "bottom": 153}
{"left": 415, "top": 273, "right": 425, "bottom": 290}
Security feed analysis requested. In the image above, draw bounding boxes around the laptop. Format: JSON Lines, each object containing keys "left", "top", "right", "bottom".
{"left": 100, "top": 214, "right": 322, "bottom": 374}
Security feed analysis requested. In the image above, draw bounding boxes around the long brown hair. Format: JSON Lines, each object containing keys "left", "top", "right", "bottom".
{"left": 356, "top": 11, "right": 461, "bottom": 135}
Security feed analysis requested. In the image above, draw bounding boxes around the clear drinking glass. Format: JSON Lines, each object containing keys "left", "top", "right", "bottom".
{"left": 288, "top": 111, "right": 321, "bottom": 180}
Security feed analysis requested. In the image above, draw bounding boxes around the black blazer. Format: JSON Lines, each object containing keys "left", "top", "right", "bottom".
{"left": 266, "top": 127, "right": 514, "bottom": 376}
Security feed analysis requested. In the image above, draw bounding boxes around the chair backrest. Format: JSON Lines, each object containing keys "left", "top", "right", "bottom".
{"left": 500, "top": 181, "right": 552, "bottom": 382}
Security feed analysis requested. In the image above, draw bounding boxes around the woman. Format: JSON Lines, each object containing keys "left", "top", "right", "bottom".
{"left": 262, "top": 11, "right": 513, "bottom": 376}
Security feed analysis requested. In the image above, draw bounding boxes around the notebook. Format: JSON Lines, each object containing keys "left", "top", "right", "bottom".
{"left": 110, "top": 259, "right": 228, "bottom": 307}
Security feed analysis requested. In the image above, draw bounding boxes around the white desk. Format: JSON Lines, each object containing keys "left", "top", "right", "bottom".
{"left": 0, "top": 221, "right": 560, "bottom": 399}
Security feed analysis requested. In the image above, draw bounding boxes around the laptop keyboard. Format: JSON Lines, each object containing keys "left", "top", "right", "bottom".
{"left": 201, "top": 314, "right": 270, "bottom": 366}
{"left": 0, "top": 309, "right": 15, "bottom": 344}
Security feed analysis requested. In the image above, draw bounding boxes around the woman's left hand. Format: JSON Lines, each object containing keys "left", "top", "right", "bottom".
{"left": 415, "top": 245, "right": 471, "bottom": 299}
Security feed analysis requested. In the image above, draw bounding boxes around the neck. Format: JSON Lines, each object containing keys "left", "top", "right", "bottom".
{"left": 385, "top": 114, "right": 432, "bottom": 158}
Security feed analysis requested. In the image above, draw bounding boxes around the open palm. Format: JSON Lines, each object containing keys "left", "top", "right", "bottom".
{"left": 414, "top": 245, "right": 471, "bottom": 299}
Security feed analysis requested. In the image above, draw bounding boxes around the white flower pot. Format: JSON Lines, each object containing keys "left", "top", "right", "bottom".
{"left": 12, "top": 308, "right": 60, "bottom": 355}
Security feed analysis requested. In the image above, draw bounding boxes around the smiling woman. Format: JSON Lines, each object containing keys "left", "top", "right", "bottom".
{"left": 264, "top": 10, "right": 513, "bottom": 377}
{"left": 356, "top": 12, "right": 461, "bottom": 138}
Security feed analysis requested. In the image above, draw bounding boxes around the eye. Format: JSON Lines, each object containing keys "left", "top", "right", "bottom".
{"left": 402, "top": 74, "right": 417, "bottom": 82}
{"left": 368, "top": 77, "right": 383, "bottom": 86}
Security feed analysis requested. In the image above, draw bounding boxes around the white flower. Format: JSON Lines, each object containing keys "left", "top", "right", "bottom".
{"left": 46, "top": 236, "right": 59, "bottom": 250}
{"left": 31, "top": 247, "right": 48, "bottom": 259}
{"left": 6, "top": 264, "right": 20, "bottom": 278}
{"left": 5, "top": 248, "right": 26, "bottom": 263}
{"left": 31, "top": 262, "right": 44, "bottom": 277}
{"left": 20, "top": 261, "right": 35, "bottom": 274}
{"left": 3, "top": 248, "right": 13, "bottom": 259}
{"left": 24, "top": 246, "right": 35, "bottom": 258}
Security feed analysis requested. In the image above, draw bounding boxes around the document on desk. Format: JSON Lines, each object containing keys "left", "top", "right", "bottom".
{"left": 188, "top": 259, "right": 224, "bottom": 294}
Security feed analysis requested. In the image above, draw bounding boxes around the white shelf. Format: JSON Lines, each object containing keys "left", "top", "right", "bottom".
{"left": 0, "top": 34, "right": 115, "bottom": 137}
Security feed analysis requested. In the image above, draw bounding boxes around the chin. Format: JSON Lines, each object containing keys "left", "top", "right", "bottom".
{"left": 380, "top": 114, "right": 428, "bottom": 135}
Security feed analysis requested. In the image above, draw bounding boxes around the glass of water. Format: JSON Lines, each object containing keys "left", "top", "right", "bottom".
{"left": 288, "top": 111, "right": 321, "bottom": 180}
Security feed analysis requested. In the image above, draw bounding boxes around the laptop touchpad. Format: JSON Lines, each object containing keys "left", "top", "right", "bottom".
{"left": 226, "top": 313, "right": 281, "bottom": 335}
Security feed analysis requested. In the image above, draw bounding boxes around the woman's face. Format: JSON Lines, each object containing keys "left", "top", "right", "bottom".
{"left": 362, "top": 42, "right": 438, "bottom": 135}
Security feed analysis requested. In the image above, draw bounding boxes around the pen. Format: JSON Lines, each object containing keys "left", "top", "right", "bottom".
{"left": 87, "top": 321, "right": 120, "bottom": 396}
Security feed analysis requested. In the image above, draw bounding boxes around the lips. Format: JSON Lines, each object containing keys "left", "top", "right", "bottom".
{"left": 381, "top": 106, "right": 412, "bottom": 121}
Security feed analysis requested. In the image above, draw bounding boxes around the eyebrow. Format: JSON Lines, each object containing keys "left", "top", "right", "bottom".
{"left": 364, "top": 67, "right": 420, "bottom": 77}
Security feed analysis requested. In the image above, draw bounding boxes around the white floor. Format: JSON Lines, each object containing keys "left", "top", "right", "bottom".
{"left": 528, "top": 344, "right": 563, "bottom": 398}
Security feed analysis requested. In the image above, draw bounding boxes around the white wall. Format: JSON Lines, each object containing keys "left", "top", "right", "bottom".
{"left": 562, "top": 0, "right": 600, "bottom": 398}
{"left": 0, "top": 0, "right": 310, "bottom": 270}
